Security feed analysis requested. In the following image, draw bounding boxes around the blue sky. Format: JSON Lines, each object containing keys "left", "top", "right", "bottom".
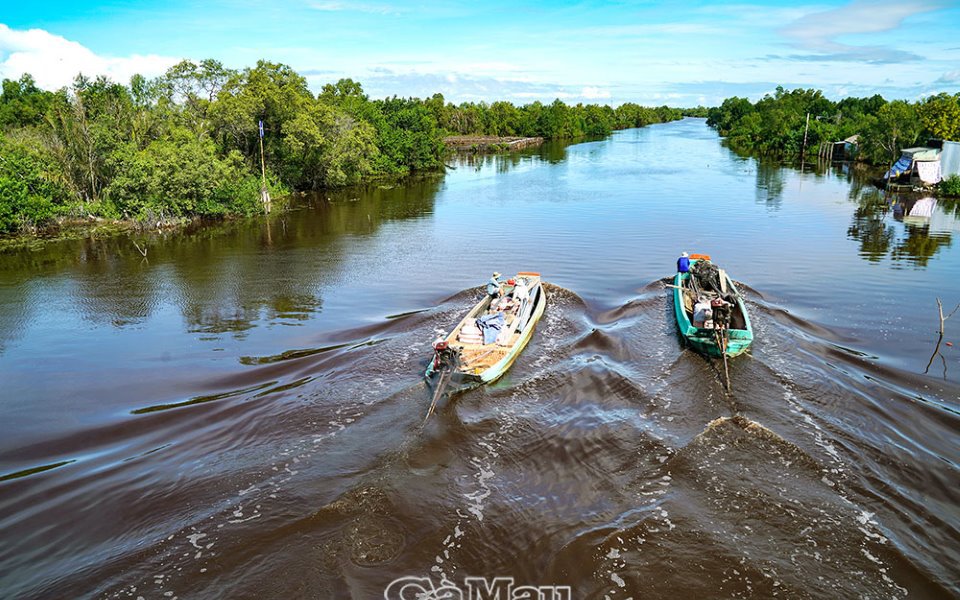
{"left": 1, "top": 0, "right": 959, "bottom": 106}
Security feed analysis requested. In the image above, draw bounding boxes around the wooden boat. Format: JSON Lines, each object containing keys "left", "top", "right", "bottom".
{"left": 424, "top": 272, "right": 547, "bottom": 417}
{"left": 673, "top": 255, "right": 753, "bottom": 358}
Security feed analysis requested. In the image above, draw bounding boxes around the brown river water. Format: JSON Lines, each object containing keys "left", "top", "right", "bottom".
{"left": 0, "top": 118, "right": 957, "bottom": 599}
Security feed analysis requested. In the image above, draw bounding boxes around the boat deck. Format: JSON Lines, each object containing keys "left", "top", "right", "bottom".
{"left": 680, "top": 272, "right": 747, "bottom": 331}
{"left": 438, "top": 274, "right": 543, "bottom": 376}
{"left": 451, "top": 308, "right": 523, "bottom": 373}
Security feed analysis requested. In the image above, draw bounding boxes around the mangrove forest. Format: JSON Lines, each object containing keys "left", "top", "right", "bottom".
{"left": 0, "top": 59, "right": 683, "bottom": 234}
{"left": 706, "top": 86, "right": 960, "bottom": 165}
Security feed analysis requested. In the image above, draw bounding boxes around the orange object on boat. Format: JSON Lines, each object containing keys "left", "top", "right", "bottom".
{"left": 690, "top": 253, "right": 712, "bottom": 261}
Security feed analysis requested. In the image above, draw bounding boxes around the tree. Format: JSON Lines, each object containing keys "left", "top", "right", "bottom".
{"left": 374, "top": 96, "right": 445, "bottom": 172}
{"left": 862, "top": 100, "right": 921, "bottom": 164}
{"left": 106, "top": 133, "right": 259, "bottom": 218}
{"left": 0, "top": 134, "right": 67, "bottom": 231}
{"left": 918, "top": 93, "right": 960, "bottom": 141}
{"left": 43, "top": 75, "right": 136, "bottom": 204}
{"left": 0, "top": 74, "right": 58, "bottom": 129}
{"left": 158, "top": 59, "right": 235, "bottom": 139}
{"left": 282, "top": 102, "right": 378, "bottom": 188}
{"left": 0, "top": 60, "right": 688, "bottom": 233}
{"left": 211, "top": 60, "right": 313, "bottom": 169}
{"left": 706, "top": 97, "right": 754, "bottom": 134}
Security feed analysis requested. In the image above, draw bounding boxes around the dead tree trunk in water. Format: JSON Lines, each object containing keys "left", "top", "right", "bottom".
{"left": 925, "top": 297, "right": 959, "bottom": 379}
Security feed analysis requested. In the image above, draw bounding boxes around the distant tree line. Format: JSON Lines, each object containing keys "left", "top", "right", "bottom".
{"left": 706, "top": 86, "right": 960, "bottom": 165}
{"left": 430, "top": 97, "right": 682, "bottom": 138}
{"left": 681, "top": 106, "right": 710, "bottom": 118}
{"left": 0, "top": 60, "right": 683, "bottom": 234}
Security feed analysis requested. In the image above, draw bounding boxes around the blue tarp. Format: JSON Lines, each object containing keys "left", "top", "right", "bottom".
{"left": 884, "top": 155, "right": 912, "bottom": 179}
{"left": 477, "top": 312, "right": 505, "bottom": 345}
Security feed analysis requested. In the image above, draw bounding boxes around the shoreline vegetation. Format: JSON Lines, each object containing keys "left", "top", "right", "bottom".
{"left": 6, "top": 61, "right": 954, "bottom": 248}
{"left": 705, "top": 86, "right": 960, "bottom": 168}
{"left": 0, "top": 58, "right": 685, "bottom": 241}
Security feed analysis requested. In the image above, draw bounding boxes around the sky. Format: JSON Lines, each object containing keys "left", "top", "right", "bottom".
{"left": 1, "top": 0, "right": 959, "bottom": 107}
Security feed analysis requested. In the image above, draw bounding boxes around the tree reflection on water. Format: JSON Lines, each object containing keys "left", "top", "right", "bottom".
{"left": 0, "top": 176, "right": 442, "bottom": 341}
{"left": 847, "top": 191, "right": 895, "bottom": 262}
{"left": 847, "top": 191, "right": 953, "bottom": 267}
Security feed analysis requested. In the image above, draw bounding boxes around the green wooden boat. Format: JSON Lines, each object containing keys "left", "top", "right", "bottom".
{"left": 673, "top": 256, "right": 753, "bottom": 358}
{"left": 424, "top": 272, "right": 547, "bottom": 418}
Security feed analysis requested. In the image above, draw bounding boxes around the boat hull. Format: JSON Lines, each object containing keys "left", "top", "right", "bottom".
{"left": 425, "top": 273, "right": 547, "bottom": 390}
{"left": 425, "top": 370, "right": 483, "bottom": 398}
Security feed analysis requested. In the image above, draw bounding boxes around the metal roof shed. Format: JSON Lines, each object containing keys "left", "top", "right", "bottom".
{"left": 940, "top": 141, "right": 960, "bottom": 178}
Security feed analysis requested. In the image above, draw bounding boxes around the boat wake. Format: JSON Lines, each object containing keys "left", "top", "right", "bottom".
{"left": 4, "top": 281, "right": 956, "bottom": 599}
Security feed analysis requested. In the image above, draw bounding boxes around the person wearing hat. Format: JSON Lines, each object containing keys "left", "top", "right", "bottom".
{"left": 487, "top": 272, "right": 503, "bottom": 298}
{"left": 677, "top": 252, "right": 690, "bottom": 273}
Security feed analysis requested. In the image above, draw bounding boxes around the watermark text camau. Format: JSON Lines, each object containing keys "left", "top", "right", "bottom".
{"left": 384, "top": 576, "right": 572, "bottom": 600}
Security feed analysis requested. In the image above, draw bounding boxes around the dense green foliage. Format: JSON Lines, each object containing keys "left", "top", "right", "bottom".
{"left": 0, "top": 132, "right": 68, "bottom": 232}
{"left": 681, "top": 106, "right": 710, "bottom": 118}
{"left": 940, "top": 175, "right": 960, "bottom": 197}
{"left": 0, "top": 60, "right": 682, "bottom": 234}
{"left": 706, "top": 86, "right": 960, "bottom": 164}
{"left": 432, "top": 97, "right": 681, "bottom": 138}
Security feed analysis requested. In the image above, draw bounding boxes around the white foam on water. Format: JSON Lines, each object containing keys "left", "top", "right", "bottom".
{"left": 594, "top": 493, "right": 677, "bottom": 595}
{"left": 429, "top": 296, "right": 589, "bottom": 583}
{"left": 861, "top": 548, "right": 882, "bottom": 565}
{"left": 227, "top": 513, "right": 261, "bottom": 524}
{"left": 430, "top": 360, "right": 555, "bottom": 581}
{"left": 783, "top": 389, "right": 846, "bottom": 470}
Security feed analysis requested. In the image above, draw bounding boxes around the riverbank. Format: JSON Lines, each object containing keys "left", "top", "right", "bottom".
{"left": 0, "top": 200, "right": 296, "bottom": 253}
{"left": 0, "top": 215, "right": 208, "bottom": 252}
{"left": 0, "top": 175, "right": 436, "bottom": 252}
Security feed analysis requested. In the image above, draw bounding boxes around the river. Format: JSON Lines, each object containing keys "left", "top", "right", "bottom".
{"left": 0, "top": 118, "right": 957, "bottom": 599}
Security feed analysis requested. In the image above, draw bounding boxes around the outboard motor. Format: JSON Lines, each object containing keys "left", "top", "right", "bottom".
{"left": 711, "top": 298, "right": 732, "bottom": 330}
{"left": 426, "top": 341, "right": 462, "bottom": 423}
{"left": 432, "top": 340, "right": 461, "bottom": 373}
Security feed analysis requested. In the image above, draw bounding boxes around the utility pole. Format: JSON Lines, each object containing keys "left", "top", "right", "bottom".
{"left": 258, "top": 119, "right": 271, "bottom": 214}
{"left": 801, "top": 112, "right": 810, "bottom": 159}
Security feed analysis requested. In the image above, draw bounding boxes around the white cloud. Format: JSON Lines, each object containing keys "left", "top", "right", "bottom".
{"left": 937, "top": 69, "right": 960, "bottom": 83}
{"left": 779, "top": 0, "right": 945, "bottom": 61}
{"left": 782, "top": 0, "right": 942, "bottom": 43}
{"left": 582, "top": 86, "right": 611, "bottom": 99}
{"left": 0, "top": 23, "right": 180, "bottom": 89}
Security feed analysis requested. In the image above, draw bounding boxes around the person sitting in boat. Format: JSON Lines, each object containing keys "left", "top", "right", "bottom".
{"left": 677, "top": 252, "right": 690, "bottom": 273}
{"left": 513, "top": 278, "right": 529, "bottom": 304}
{"left": 487, "top": 272, "right": 503, "bottom": 298}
